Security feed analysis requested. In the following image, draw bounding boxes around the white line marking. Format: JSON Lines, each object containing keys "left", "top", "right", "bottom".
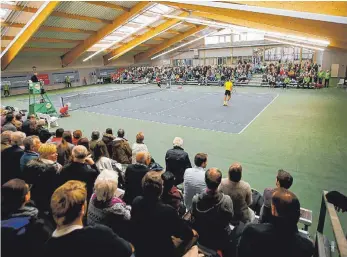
{"left": 238, "top": 93, "right": 279, "bottom": 134}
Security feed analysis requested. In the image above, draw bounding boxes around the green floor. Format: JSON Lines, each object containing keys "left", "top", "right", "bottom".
{"left": 2, "top": 85, "right": 347, "bottom": 236}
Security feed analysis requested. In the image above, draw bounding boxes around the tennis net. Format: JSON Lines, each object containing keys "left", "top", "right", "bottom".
{"left": 61, "top": 85, "right": 163, "bottom": 111}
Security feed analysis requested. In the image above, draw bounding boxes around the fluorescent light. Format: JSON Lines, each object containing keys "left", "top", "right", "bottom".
{"left": 1, "top": 1, "right": 50, "bottom": 58}
{"left": 108, "top": 22, "right": 183, "bottom": 61}
{"left": 151, "top": 30, "right": 215, "bottom": 60}
{"left": 264, "top": 37, "right": 325, "bottom": 51}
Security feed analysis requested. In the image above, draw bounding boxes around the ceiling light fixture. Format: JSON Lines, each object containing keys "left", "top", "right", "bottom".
{"left": 264, "top": 37, "right": 326, "bottom": 51}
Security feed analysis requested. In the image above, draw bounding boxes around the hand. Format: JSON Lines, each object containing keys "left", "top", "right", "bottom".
{"left": 85, "top": 157, "right": 95, "bottom": 165}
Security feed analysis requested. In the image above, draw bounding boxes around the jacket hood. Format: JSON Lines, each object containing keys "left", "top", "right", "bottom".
{"left": 9, "top": 206, "right": 39, "bottom": 219}
{"left": 102, "top": 133, "right": 115, "bottom": 140}
{"left": 194, "top": 191, "right": 226, "bottom": 213}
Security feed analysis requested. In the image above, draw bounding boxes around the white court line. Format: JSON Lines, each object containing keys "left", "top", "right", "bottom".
{"left": 237, "top": 93, "right": 279, "bottom": 134}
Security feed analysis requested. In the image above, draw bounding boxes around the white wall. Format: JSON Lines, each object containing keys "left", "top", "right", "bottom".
{"left": 322, "top": 49, "right": 347, "bottom": 77}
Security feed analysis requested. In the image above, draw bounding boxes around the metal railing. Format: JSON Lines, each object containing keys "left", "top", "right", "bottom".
{"left": 316, "top": 191, "right": 347, "bottom": 257}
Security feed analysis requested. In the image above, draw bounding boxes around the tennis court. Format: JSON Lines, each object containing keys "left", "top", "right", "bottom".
{"left": 61, "top": 85, "right": 278, "bottom": 134}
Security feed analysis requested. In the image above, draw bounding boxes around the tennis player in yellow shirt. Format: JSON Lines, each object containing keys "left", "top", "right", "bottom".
{"left": 223, "top": 78, "right": 233, "bottom": 106}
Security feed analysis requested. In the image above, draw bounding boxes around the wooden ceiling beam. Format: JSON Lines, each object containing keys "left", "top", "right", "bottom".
{"left": 1, "top": 35, "right": 82, "bottom": 43}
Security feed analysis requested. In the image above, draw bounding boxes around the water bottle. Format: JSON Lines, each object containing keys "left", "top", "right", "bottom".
{"left": 331, "top": 241, "right": 335, "bottom": 253}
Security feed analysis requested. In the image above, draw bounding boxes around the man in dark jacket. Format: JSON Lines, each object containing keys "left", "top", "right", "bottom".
{"left": 1, "top": 131, "right": 26, "bottom": 184}
{"left": 165, "top": 137, "right": 192, "bottom": 185}
{"left": 102, "top": 128, "right": 115, "bottom": 156}
{"left": 1, "top": 179, "right": 53, "bottom": 257}
{"left": 192, "top": 168, "right": 234, "bottom": 256}
{"left": 59, "top": 145, "right": 99, "bottom": 201}
{"left": 111, "top": 129, "right": 132, "bottom": 164}
{"left": 20, "top": 135, "right": 41, "bottom": 172}
{"left": 2, "top": 113, "right": 17, "bottom": 132}
{"left": 21, "top": 114, "right": 36, "bottom": 135}
{"left": 123, "top": 151, "right": 150, "bottom": 204}
{"left": 238, "top": 188, "right": 314, "bottom": 257}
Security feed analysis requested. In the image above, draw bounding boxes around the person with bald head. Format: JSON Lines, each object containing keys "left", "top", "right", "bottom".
{"left": 238, "top": 189, "right": 314, "bottom": 257}
{"left": 191, "top": 168, "right": 234, "bottom": 256}
{"left": 123, "top": 151, "right": 151, "bottom": 204}
{"left": 219, "top": 162, "right": 254, "bottom": 223}
{"left": 59, "top": 145, "right": 99, "bottom": 201}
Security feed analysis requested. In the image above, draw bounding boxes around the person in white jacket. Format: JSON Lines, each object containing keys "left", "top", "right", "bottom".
{"left": 131, "top": 132, "right": 148, "bottom": 164}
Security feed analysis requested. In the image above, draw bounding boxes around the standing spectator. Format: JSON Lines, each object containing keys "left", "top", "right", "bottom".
{"left": 111, "top": 129, "right": 132, "bottom": 164}
{"left": 87, "top": 176, "right": 131, "bottom": 239}
{"left": 191, "top": 168, "right": 234, "bottom": 256}
{"left": 161, "top": 171, "right": 185, "bottom": 216}
{"left": 102, "top": 128, "right": 115, "bottom": 156}
{"left": 1, "top": 130, "right": 12, "bottom": 152}
{"left": 43, "top": 181, "right": 133, "bottom": 257}
{"left": 219, "top": 162, "right": 254, "bottom": 223}
{"left": 165, "top": 137, "right": 192, "bottom": 185}
{"left": 238, "top": 189, "right": 314, "bottom": 257}
{"left": 325, "top": 69, "right": 330, "bottom": 87}
{"left": 72, "top": 130, "right": 82, "bottom": 145}
{"left": 13, "top": 113, "right": 23, "bottom": 131}
{"left": 131, "top": 171, "right": 196, "bottom": 257}
{"left": 37, "top": 119, "right": 52, "bottom": 143}
{"left": 1, "top": 179, "right": 52, "bottom": 257}
{"left": 59, "top": 145, "right": 99, "bottom": 201}
{"left": 23, "top": 143, "right": 62, "bottom": 212}
{"left": 1, "top": 131, "right": 25, "bottom": 184}
{"left": 184, "top": 153, "right": 207, "bottom": 210}
{"left": 260, "top": 169, "right": 293, "bottom": 223}
{"left": 20, "top": 135, "right": 41, "bottom": 171}
{"left": 2, "top": 113, "right": 17, "bottom": 132}
{"left": 123, "top": 152, "right": 151, "bottom": 204}
{"left": 89, "top": 131, "right": 100, "bottom": 156}
{"left": 47, "top": 128, "right": 64, "bottom": 145}
{"left": 131, "top": 132, "right": 148, "bottom": 164}
{"left": 21, "top": 114, "right": 36, "bottom": 135}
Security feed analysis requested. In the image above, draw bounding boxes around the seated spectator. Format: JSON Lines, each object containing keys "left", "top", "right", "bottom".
{"left": 184, "top": 153, "right": 207, "bottom": 210}
{"left": 238, "top": 189, "right": 314, "bottom": 257}
{"left": 13, "top": 113, "right": 23, "bottom": 131}
{"left": 48, "top": 128, "right": 64, "bottom": 145}
{"left": 23, "top": 143, "right": 62, "bottom": 212}
{"left": 123, "top": 151, "right": 151, "bottom": 204}
{"left": 26, "top": 119, "right": 39, "bottom": 136}
{"left": 131, "top": 171, "right": 196, "bottom": 257}
{"left": 72, "top": 129, "right": 82, "bottom": 145}
{"left": 77, "top": 137, "right": 90, "bottom": 153}
{"left": 37, "top": 119, "right": 52, "bottom": 143}
{"left": 2, "top": 113, "right": 17, "bottom": 132}
{"left": 111, "top": 129, "right": 132, "bottom": 164}
{"left": 165, "top": 137, "right": 192, "bottom": 185}
{"left": 1, "top": 109, "right": 8, "bottom": 126}
{"left": 43, "top": 180, "right": 133, "bottom": 257}
{"left": 20, "top": 135, "right": 41, "bottom": 171}
{"left": 59, "top": 145, "right": 99, "bottom": 201}
{"left": 89, "top": 131, "right": 100, "bottom": 156}
{"left": 87, "top": 176, "right": 131, "bottom": 239}
{"left": 219, "top": 162, "right": 254, "bottom": 223}
{"left": 161, "top": 171, "right": 186, "bottom": 216}
{"left": 102, "top": 128, "right": 115, "bottom": 156}
{"left": 21, "top": 114, "right": 36, "bottom": 135}
{"left": 59, "top": 104, "right": 70, "bottom": 117}
{"left": 1, "top": 130, "right": 12, "bottom": 152}
{"left": 131, "top": 132, "right": 148, "bottom": 164}
{"left": 260, "top": 169, "right": 293, "bottom": 223}
{"left": 1, "top": 179, "right": 52, "bottom": 257}
{"left": 191, "top": 168, "right": 234, "bottom": 256}
{"left": 1, "top": 131, "right": 25, "bottom": 184}
{"left": 56, "top": 133, "right": 74, "bottom": 166}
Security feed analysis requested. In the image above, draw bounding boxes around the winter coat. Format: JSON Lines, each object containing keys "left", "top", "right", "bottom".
{"left": 165, "top": 146, "right": 192, "bottom": 185}
{"left": 102, "top": 133, "right": 115, "bottom": 156}
{"left": 1, "top": 145, "right": 24, "bottom": 184}
{"left": 131, "top": 142, "right": 148, "bottom": 164}
{"left": 111, "top": 138, "right": 132, "bottom": 164}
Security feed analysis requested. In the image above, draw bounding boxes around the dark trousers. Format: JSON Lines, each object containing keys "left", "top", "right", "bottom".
{"left": 325, "top": 79, "right": 329, "bottom": 87}
{"left": 4, "top": 90, "right": 10, "bottom": 96}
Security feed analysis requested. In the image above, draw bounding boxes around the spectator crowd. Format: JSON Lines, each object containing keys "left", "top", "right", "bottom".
{"left": 1, "top": 108, "right": 315, "bottom": 257}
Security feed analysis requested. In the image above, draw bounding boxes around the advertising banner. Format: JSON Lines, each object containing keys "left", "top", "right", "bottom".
{"left": 37, "top": 74, "right": 50, "bottom": 85}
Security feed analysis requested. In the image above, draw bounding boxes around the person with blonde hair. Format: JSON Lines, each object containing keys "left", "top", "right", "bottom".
{"left": 87, "top": 175, "right": 131, "bottom": 239}
{"left": 44, "top": 180, "right": 133, "bottom": 257}
{"left": 131, "top": 132, "right": 148, "bottom": 164}
{"left": 1, "top": 130, "right": 12, "bottom": 152}
{"left": 23, "top": 143, "right": 62, "bottom": 212}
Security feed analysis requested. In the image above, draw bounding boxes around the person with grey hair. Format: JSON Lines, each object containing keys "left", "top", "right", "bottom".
{"left": 59, "top": 145, "right": 99, "bottom": 201}
{"left": 87, "top": 175, "right": 131, "bottom": 239}
{"left": 20, "top": 135, "right": 41, "bottom": 171}
{"left": 165, "top": 137, "right": 192, "bottom": 185}
{"left": 1, "top": 131, "right": 26, "bottom": 184}
{"left": 1, "top": 130, "right": 12, "bottom": 152}
{"left": 123, "top": 151, "right": 151, "bottom": 204}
